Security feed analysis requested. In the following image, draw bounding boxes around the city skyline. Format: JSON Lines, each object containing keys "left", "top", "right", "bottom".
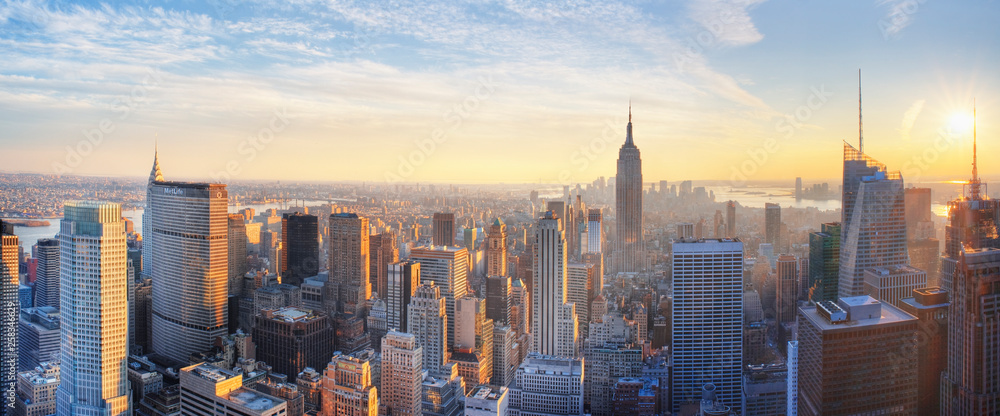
{"left": 0, "top": 1, "right": 996, "bottom": 184}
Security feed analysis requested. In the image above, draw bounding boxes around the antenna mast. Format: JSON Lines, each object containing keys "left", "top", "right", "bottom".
{"left": 858, "top": 69, "right": 864, "bottom": 154}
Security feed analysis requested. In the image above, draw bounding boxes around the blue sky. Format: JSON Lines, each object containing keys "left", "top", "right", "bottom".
{"left": 1, "top": 0, "right": 997, "bottom": 184}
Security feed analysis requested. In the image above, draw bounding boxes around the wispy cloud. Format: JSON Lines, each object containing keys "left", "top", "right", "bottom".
{"left": 688, "top": 0, "right": 767, "bottom": 47}
{"left": 898, "top": 99, "right": 925, "bottom": 141}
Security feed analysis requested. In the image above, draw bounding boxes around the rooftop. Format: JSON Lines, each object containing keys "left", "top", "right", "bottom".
{"left": 185, "top": 363, "right": 239, "bottom": 383}
{"left": 800, "top": 297, "right": 916, "bottom": 332}
{"left": 468, "top": 385, "right": 506, "bottom": 401}
{"left": 227, "top": 388, "right": 284, "bottom": 411}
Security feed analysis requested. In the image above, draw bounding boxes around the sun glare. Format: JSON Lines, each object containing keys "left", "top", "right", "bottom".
{"left": 948, "top": 112, "right": 975, "bottom": 136}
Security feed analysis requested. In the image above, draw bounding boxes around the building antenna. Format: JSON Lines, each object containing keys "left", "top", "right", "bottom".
{"left": 971, "top": 99, "right": 981, "bottom": 200}
{"left": 858, "top": 69, "right": 864, "bottom": 154}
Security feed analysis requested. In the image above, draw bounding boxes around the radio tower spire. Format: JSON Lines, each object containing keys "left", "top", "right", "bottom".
{"left": 858, "top": 69, "right": 864, "bottom": 154}
{"left": 971, "top": 99, "right": 982, "bottom": 200}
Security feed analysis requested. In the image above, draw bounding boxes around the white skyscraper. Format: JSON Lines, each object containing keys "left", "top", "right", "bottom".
{"left": 671, "top": 238, "right": 743, "bottom": 414}
{"left": 149, "top": 181, "right": 229, "bottom": 363}
{"left": 787, "top": 340, "right": 798, "bottom": 416}
{"left": 532, "top": 211, "right": 578, "bottom": 357}
{"left": 587, "top": 209, "right": 602, "bottom": 254}
{"left": 56, "top": 201, "right": 131, "bottom": 416}
{"left": 407, "top": 282, "right": 448, "bottom": 373}
{"left": 409, "top": 245, "right": 468, "bottom": 351}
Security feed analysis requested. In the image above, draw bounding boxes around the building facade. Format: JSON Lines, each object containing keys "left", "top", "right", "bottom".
{"left": 149, "top": 181, "right": 229, "bottom": 363}
{"left": 671, "top": 239, "right": 743, "bottom": 414}
{"left": 56, "top": 201, "right": 131, "bottom": 415}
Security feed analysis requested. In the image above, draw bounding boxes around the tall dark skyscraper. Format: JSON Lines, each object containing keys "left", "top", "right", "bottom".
{"left": 433, "top": 212, "right": 455, "bottom": 246}
{"left": 615, "top": 107, "right": 643, "bottom": 273}
{"left": 808, "top": 223, "right": 841, "bottom": 302}
{"left": 765, "top": 203, "right": 781, "bottom": 250}
{"left": 369, "top": 230, "right": 399, "bottom": 301}
{"left": 387, "top": 260, "right": 420, "bottom": 333}
{"left": 485, "top": 275, "right": 510, "bottom": 326}
{"left": 32, "top": 238, "right": 59, "bottom": 309}
{"left": 1, "top": 220, "right": 19, "bottom": 416}
{"left": 282, "top": 213, "right": 319, "bottom": 286}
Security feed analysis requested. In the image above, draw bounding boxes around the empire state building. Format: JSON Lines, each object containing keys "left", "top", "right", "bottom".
{"left": 615, "top": 107, "right": 644, "bottom": 273}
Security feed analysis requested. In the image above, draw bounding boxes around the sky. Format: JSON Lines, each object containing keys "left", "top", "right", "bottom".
{"left": 0, "top": 0, "right": 998, "bottom": 185}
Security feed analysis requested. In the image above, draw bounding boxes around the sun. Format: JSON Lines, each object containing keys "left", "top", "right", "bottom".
{"left": 948, "top": 112, "right": 974, "bottom": 136}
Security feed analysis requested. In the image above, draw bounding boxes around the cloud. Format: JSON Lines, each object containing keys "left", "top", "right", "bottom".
{"left": 0, "top": 0, "right": 781, "bottom": 181}
{"left": 898, "top": 99, "right": 925, "bottom": 141}
{"left": 688, "top": 0, "right": 767, "bottom": 47}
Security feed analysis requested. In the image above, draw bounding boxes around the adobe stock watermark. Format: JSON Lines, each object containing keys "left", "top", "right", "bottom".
{"left": 52, "top": 67, "right": 164, "bottom": 174}
{"left": 900, "top": 126, "right": 962, "bottom": 183}
{"left": 384, "top": 75, "right": 498, "bottom": 182}
{"left": 210, "top": 107, "right": 291, "bottom": 183}
{"left": 729, "top": 84, "right": 834, "bottom": 186}
{"left": 878, "top": 0, "right": 928, "bottom": 40}
{"left": 557, "top": 114, "right": 629, "bottom": 185}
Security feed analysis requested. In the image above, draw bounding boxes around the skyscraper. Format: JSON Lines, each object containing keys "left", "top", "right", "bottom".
{"left": 253, "top": 307, "right": 333, "bottom": 382}
{"left": 566, "top": 262, "right": 594, "bottom": 341}
{"left": 615, "top": 107, "right": 643, "bottom": 273}
{"left": 904, "top": 188, "right": 940, "bottom": 286}
{"left": 282, "top": 213, "right": 319, "bottom": 286}
{"left": 798, "top": 296, "right": 918, "bottom": 415}
{"left": 840, "top": 143, "right": 907, "bottom": 298}
{"left": 0, "top": 220, "right": 18, "bottom": 415}
{"left": 775, "top": 255, "right": 798, "bottom": 324}
{"left": 320, "top": 351, "right": 379, "bottom": 416}
{"left": 808, "top": 222, "right": 841, "bottom": 302}
{"left": 453, "top": 296, "right": 493, "bottom": 390}
{"left": 228, "top": 214, "right": 248, "bottom": 294}
{"left": 380, "top": 331, "right": 423, "bottom": 416}
{"left": 940, "top": 248, "right": 1000, "bottom": 415}
{"left": 586, "top": 209, "right": 602, "bottom": 254}
{"left": 387, "top": 260, "right": 420, "bottom": 333}
{"left": 369, "top": 230, "right": 399, "bottom": 301}
{"left": 726, "top": 201, "right": 736, "bottom": 238}
{"left": 486, "top": 219, "right": 507, "bottom": 277}
{"left": 532, "top": 211, "right": 578, "bottom": 357}
{"left": 407, "top": 282, "right": 448, "bottom": 373}
{"left": 765, "top": 203, "right": 781, "bottom": 250}
{"left": 671, "top": 238, "right": 743, "bottom": 414}
{"left": 31, "top": 239, "right": 58, "bottom": 309}
{"left": 56, "top": 201, "right": 131, "bottom": 416}
{"left": 149, "top": 181, "right": 230, "bottom": 364}
{"left": 17, "top": 307, "right": 59, "bottom": 372}
{"left": 899, "top": 287, "right": 948, "bottom": 416}
{"left": 506, "top": 353, "right": 584, "bottom": 416}
{"left": 410, "top": 245, "right": 468, "bottom": 351}
{"left": 432, "top": 213, "right": 455, "bottom": 246}
{"left": 328, "top": 213, "right": 370, "bottom": 316}
{"left": 485, "top": 275, "right": 510, "bottom": 327}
